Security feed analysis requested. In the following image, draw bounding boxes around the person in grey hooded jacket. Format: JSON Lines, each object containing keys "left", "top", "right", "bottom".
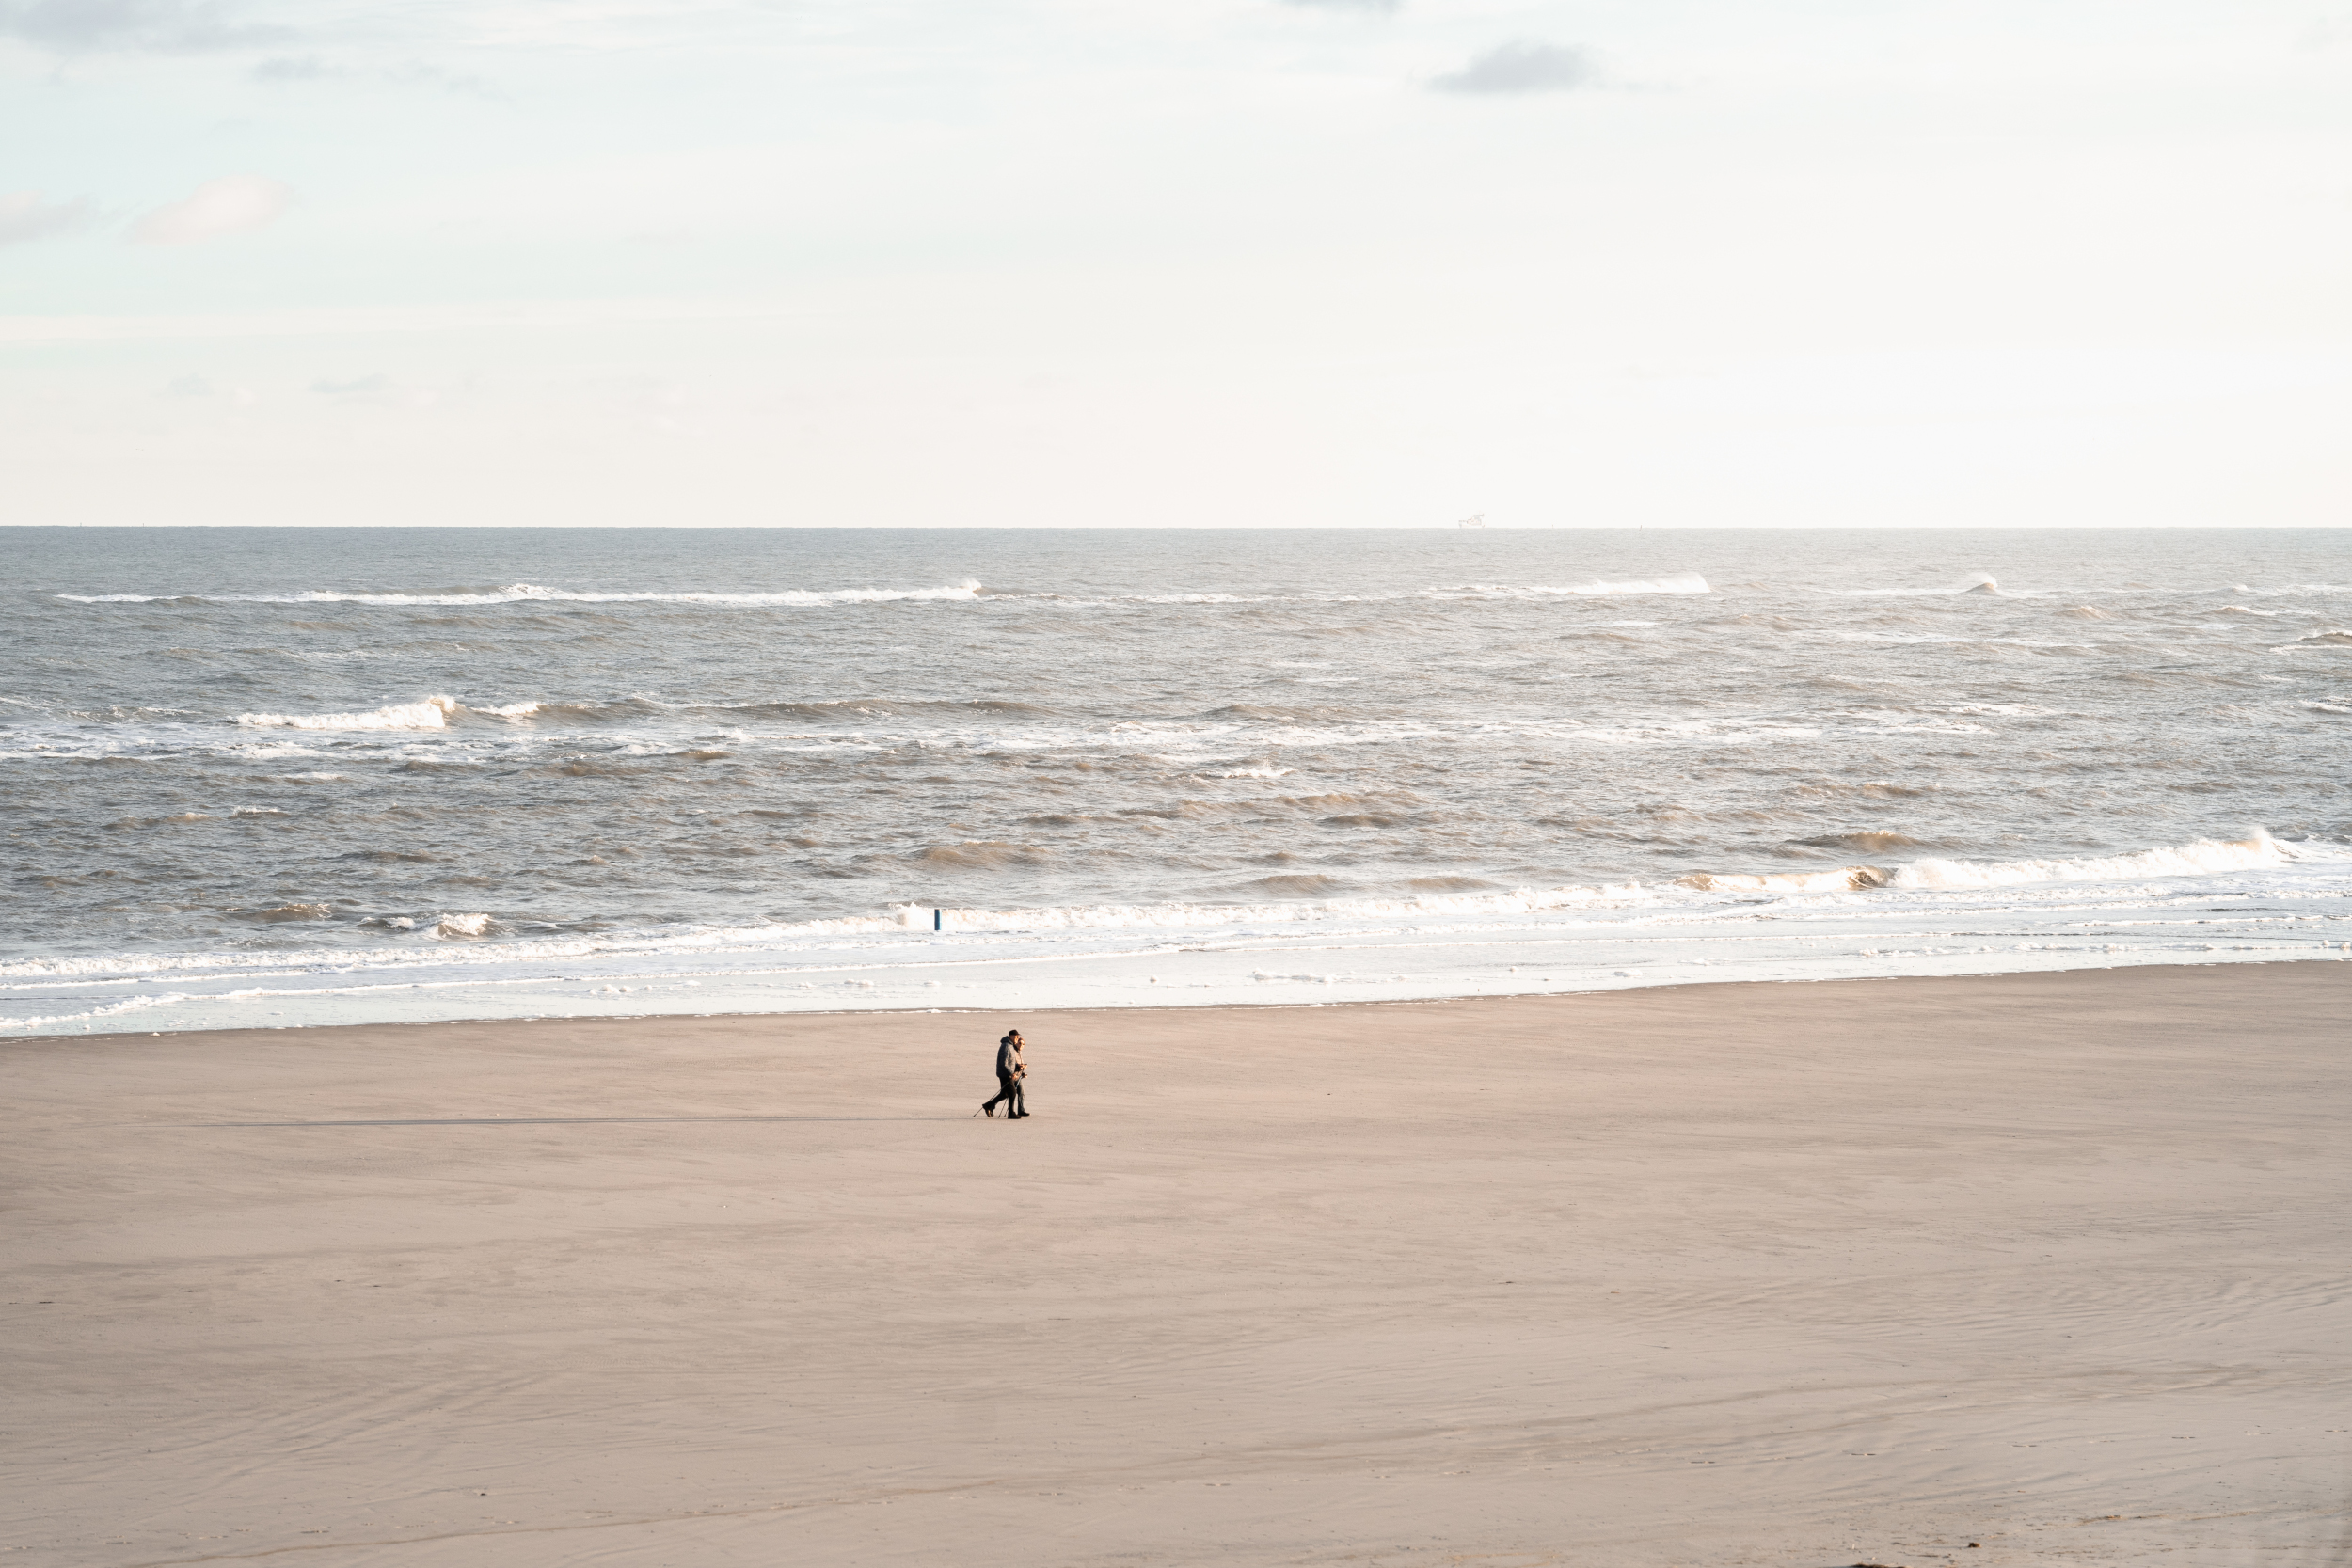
{"left": 978, "top": 1028, "right": 1027, "bottom": 1118}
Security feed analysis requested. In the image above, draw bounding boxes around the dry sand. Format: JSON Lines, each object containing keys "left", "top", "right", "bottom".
{"left": 5, "top": 964, "right": 2349, "bottom": 1567}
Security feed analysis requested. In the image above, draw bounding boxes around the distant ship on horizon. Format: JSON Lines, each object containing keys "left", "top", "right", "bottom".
{"left": 1456, "top": 514, "right": 1486, "bottom": 529}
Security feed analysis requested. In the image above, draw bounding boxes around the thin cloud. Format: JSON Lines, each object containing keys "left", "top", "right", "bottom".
{"left": 385, "top": 58, "right": 501, "bottom": 99}
{"left": 250, "top": 52, "right": 328, "bottom": 80}
{"left": 1432, "top": 40, "right": 1596, "bottom": 95}
{"left": 311, "top": 373, "right": 392, "bottom": 397}
{"left": 162, "top": 374, "right": 256, "bottom": 404}
{"left": 132, "top": 175, "right": 293, "bottom": 245}
{"left": 0, "top": 191, "right": 90, "bottom": 245}
{"left": 0, "top": 0, "right": 294, "bottom": 53}
{"left": 251, "top": 53, "right": 503, "bottom": 99}
{"left": 310, "top": 372, "right": 437, "bottom": 408}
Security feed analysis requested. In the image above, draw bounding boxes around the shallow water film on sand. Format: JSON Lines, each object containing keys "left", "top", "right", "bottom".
{"left": 4, "top": 526, "right": 2349, "bottom": 1033}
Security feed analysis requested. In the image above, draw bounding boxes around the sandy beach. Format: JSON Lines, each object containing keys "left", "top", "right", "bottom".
{"left": 5, "top": 963, "right": 2347, "bottom": 1567}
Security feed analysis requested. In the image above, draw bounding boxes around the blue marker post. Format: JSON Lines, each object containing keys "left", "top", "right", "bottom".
{"left": 934, "top": 908, "right": 942, "bottom": 932}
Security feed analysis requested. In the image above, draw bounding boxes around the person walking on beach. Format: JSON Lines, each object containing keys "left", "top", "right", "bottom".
{"left": 979, "top": 1028, "right": 1027, "bottom": 1119}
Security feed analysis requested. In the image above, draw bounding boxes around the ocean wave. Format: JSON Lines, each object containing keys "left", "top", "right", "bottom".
{"left": 235, "top": 695, "right": 459, "bottom": 730}
{"left": 3, "top": 830, "right": 2344, "bottom": 1003}
{"left": 1888, "top": 831, "right": 2299, "bottom": 890}
{"left": 0, "top": 993, "right": 186, "bottom": 1033}
{"left": 225, "top": 692, "right": 1063, "bottom": 733}
{"left": 19, "top": 689, "right": 2317, "bottom": 766}
{"left": 60, "top": 703, "right": 2116, "bottom": 760}
{"left": 1422, "top": 574, "right": 1710, "bottom": 598}
{"left": 1798, "top": 831, "right": 1932, "bottom": 852}
{"left": 2276, "top": 630, "right": 2352, "bottom": 650}
{"left": 60, "top": 581, "right": 987, "bottom": 608}
{"left": 1120, "top": 577, "right": 1708, "bottom": 606}
{"left": 53, "top": 576, "right": 2352, "bottom": 617}
{"left": 882, "top": 880, "right": 1654, "bottom": 933}
{"left": 1678, "top": 832, "right": 2320, "bottom": 895}
{"left": 1676, "top": 866, "right": 1891, "bottom": 893}
{"left": 56, "top": 575, "right": 1723, "bottom": 617}
{"left": 1839, "top": 573, "right": 2013, "bottom": 598}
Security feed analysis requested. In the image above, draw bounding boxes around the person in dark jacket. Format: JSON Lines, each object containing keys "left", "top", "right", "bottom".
{"left": 978, "top": 1028, "right": 1027, "bottom": 1118}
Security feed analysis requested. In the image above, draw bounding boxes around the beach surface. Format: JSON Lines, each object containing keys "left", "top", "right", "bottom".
{"left": 5, "top": 963, "right": 2348, "bottom": 1567}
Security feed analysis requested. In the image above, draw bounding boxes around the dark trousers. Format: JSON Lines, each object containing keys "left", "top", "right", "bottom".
{"left": 983, "top": 1072, "right": 1024, "bottom": 1116}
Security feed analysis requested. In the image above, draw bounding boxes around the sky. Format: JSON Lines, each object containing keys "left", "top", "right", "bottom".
{"left": 5, "top": 0, "right": 2352, "bottom": 528}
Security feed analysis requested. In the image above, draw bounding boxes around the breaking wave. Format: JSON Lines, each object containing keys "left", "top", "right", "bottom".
{"left": 224, "top": 692, "right": 1069, "bottom": 733}
{"left": 1888, "top": 831, "right": 2299, "bottom": 889}
{"left": 1423, "top": 574, "right": 1710, "bottom": 598}
{"left": 3, "top": 828, "right": 2344, "bottom": 1037}
{"left": 1841, "top": 573, "right": 2015, "bottom": 598}
{"left": 1, "top": 830, "right": 2333, "bottom": 988}
{"left": 1676, "top": 832, "right": 2305, "bottom": 897}
{"left": 62, "top": 581, "right": 987, "bottom": 608}
{"left": 889, "top": 831, "right": 2331, "bottom": 930}
{"left": 63, "top": 577, "right": 1725, "bottom": 612}
{"left": 236, "top": 696, "right": 459, "bottom": 731}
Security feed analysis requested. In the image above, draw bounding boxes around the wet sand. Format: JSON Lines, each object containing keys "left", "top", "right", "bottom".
{"left": 5, "top": 963, "right": 2349, "bottom": 1567}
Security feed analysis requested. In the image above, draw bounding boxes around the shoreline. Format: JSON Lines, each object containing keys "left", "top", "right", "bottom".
{"left": 11, "top": 947, "right": 2346, "bottom": 1045}
{"left": 10, "top": 824, "right": 2348, "bottom": 1040}
{"left": 8, "top": 961, "right": 2348, "bottom": 1566}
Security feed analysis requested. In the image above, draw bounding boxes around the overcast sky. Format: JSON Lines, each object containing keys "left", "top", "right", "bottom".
{"left": 6, "top": 0, "right": 2351, "bottom": 527}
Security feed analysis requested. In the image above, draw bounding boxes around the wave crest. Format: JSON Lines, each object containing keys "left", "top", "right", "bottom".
{"left": 1890, "top": 831, "right": 2292, "bottom": 890}
{"left": 235, "top": 696, "right": 458, "bottom": 731}
{"left": 1428, "top": 574, "right": 1709, "bottom": 598}
{"left": 65, "top": 581, "right": 986, "bottom": 608}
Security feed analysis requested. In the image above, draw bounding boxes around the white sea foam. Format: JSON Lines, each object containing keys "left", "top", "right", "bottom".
{"left": 1426, "top": 575, "right": 1709, "bottom": 598}
{"left": 6, "top": 828, "right": 2349, "bottom": 1037}
{"left": 0, "top": 993, "right": 183, "bottom": 1032}
{"left": 1889, "top": 831, "right": 2295, "bottom": 890}
{"left": 228, "top": 743, "right": 330, "bottom": 761}
{"left": 1841, "top": 573, "right": 2023, "bottom": 598}
{"left": 62, "top": 581, "right": 987, "bottom": 608}
{"left": 958, "top": 579, "right": 1708, "bottom": 608}
{"left": 890, "top": 880, "right": 1656, "bottom": 935}
{"left": 235, "top": 695, "right": 458, "bottom": 730}
{"left": 58, "top": 575, "right": 1723, "bottom": 617}
{"left": 7, "top": 689, "right": 2293, "bottom": 768}
{"left": 1676, "top": 866, "right": 1891, "bottom": 894}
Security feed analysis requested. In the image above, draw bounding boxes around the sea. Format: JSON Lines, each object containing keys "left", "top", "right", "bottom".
{"left": 4, "top": 527, "right": 2348, "bottom": 1037}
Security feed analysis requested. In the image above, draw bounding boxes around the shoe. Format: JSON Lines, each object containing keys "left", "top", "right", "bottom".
{"left": 978, "top": 1104, "right": 995, "bottom": 1118}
